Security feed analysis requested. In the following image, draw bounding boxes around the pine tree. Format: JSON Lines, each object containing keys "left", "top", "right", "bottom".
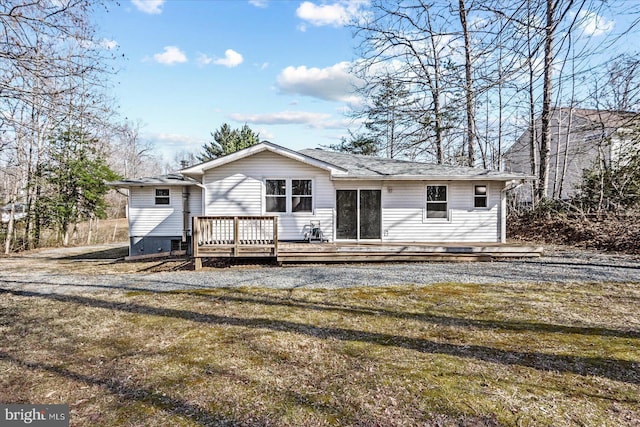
{"left": 198, "top": 123, "right": 260, "bottom": 162}
{"left": 40, "top": 128, "right": 119, "bottom": 245}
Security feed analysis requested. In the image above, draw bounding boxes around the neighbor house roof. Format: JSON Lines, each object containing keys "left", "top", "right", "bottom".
{"left": 567, "top": 108, "right": 640, "bottom": 129}
{"left": 108, "top": 173, "right": 201, "bottom": 188}
{"left": 299, "top": 148, "right": 530, "bottom": 181}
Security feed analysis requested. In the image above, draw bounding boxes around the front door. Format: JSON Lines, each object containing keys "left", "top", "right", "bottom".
{"left": 336, "top": 189, "right": 381, "bottom": 240}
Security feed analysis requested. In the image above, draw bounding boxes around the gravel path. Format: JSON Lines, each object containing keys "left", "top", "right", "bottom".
{"left": 0, "top": 244, "right": 639, "bottom": 295}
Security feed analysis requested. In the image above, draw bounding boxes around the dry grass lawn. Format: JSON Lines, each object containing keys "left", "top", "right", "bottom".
{"left": 1, "top": 283, "right": 639, "bottom": 426}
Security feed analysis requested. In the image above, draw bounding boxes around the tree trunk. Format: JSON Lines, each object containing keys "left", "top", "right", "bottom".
{"left": 4, "top": 201, "right": 16, "bottom": 255}
{"left": 459, "top": 0, "right": 476, "bottom": 167}
{"left": 538, "top": 0, "right": 555, "bottom": 201}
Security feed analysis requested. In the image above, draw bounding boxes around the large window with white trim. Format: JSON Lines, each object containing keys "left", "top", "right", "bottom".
{"left": 265, "top": 178, "right": 313, "bottom": 213}
{"left": 426, "top": 185, "right": 447, "bottom": 219}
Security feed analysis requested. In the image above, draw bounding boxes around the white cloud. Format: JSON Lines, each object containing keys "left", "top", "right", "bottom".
{"left": 214, "top": 49, "right": 244, "bottom": 68}
{"left": 276, "top": 61, "right": 362, "bottom": 105}
{"left": 100, "top": 38, "right": 118, "bottom": 50}
{"left": 229, "top": 111, "right": 330, "bottom": 125}
{"left": 249, "top": 0, "right": 268, "bottom": 8}
{"left": 132, "top": 0, "right": 165, "bottom": 15}
{"left": 578, "top": 10, "right": 614, "bottom": 36}
{"left": 152, "top": 132, "right": 205, "bottom": 146}
{"left": 229, "top": 111, "right": 350, "bottom": 129}
{"left": 257, "top": 128, "right": 275, "bottom": 140}
{"left": 196, "top": 53, "right": 213, "bottom": 66}
{"left": 153, "top": 46, "right": 187, "bottom": 65}
{"left": 296, "top": 0, "right": 369, "bottom": 28}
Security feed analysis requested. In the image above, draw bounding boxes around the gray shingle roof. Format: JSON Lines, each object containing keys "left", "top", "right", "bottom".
{"left": 108, "top": 173, "right": 200, "bottom": 188}
{"left": 299, "top": 149, "right": 529, "bottom": 181}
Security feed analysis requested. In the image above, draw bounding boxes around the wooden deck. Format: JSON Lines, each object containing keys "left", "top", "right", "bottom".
{"left": 275, "top": 242, "right": 543, "bottom": 263}
{"left": 191, "top": 216, "right": 542, "bottom": 269}
{"left": 194, "top": 240, "right": 542, "bottom": 265}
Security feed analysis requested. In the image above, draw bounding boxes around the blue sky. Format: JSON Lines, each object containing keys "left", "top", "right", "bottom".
{"left": 96, "top": 0, "right": 367, "bottom": 162}
{"left": 94, "top": 0, "right": 634, "bottom": 165}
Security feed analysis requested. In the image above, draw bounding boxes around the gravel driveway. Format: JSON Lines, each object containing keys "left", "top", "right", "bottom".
{"left": 0, "top": 244, "right": 639, "bottom": 295}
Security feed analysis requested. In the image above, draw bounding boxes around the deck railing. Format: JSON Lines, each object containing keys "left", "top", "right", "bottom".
{"left": 192, "top": 216, "right": 278, "bottom": 267}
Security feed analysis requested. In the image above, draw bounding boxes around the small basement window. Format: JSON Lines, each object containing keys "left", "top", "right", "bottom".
{"left": 155, "top": 189, "right": 170, "bottom": 205}
{"left": 474, "top": 185, "right": 487, "bottom": 208}
{"left": 426, "top": 185, "right": 447, "bottom": 219}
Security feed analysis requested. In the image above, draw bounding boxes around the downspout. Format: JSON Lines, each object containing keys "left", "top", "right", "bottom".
{"left": 500, "top": 179, "right": 526, "bottom": 243}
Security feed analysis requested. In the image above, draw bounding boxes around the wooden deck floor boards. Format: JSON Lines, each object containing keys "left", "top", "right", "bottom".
{"left": 194, "top": 241, "right": 542, "bottom": 265}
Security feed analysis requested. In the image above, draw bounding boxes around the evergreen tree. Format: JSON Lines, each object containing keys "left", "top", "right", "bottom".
{"left": 198, "top": 123, "right": 260, "bottom": 162}
{"left": 364, "top": 76, "right": 411, "bottom": 159}
{"left": 39, "top": 128, "right": 119, "bottom": 245}
{"left": 327, "top": 131, "right": 380, "bottom": 156}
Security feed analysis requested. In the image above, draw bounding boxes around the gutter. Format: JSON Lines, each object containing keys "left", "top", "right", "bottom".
{"left": 330, "top": 175, "right": 532, "bottom": 182}
{"left": 182, "top": 186, "right": 190, "bottom": 245}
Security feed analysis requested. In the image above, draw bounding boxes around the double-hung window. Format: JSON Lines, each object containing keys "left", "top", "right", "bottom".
{"left": 265, "top": 179, "right": 287, "bottom": 212}
{"left": 426, "top": 185, "right": 447, "bottom": 219}
{"left": 292, "top": 179, "right": 313, "bottom": 212}
{"left": 474, "top": 185, "right": 488, "bottom": 208}
{"left": 155, "top": 189, "right": 170, "bottom": 205}
{"left": 265, "top": 179, "right": 313, "bottom": 213}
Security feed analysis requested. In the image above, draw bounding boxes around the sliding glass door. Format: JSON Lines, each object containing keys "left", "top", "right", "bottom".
{"left": 336, "top": 189, "right": 381, "bottom": 240}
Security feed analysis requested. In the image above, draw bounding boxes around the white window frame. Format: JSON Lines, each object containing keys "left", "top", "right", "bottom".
{"left": 155, "top": 188, "right": 170, "bottom": 205}
{"left": 473, "top": 183, "right": 489, "bottom": 209}
{"left": 424, "top": 184, "right": 450, "bottom": 222}
{"left": 264, "top": 178, "right": 287, "bottom": 213}
{"left": 291, "top": 179, "right": 314, "bottom": 213}
{"left": 263, "top": 178, "right": 315, "bottom": 215}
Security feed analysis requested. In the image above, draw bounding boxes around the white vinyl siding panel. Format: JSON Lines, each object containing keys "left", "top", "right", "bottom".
{"left": 380, "top": 181, "right": 503, "bottom": 243}
{"left": 128, "top": 187, "right": 181, "bottom": 236}
{"left": 203, "top": 150, "right": 334, "bottom": 240}
{"left": 127, "top": 186, "right": 202, "bottom": 237}
{"left": 188, "top": 187, "right": 203, "bottom": 230}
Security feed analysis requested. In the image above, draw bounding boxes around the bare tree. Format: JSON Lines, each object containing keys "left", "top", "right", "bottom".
{"left": 0, "top": 0, "right": 117, "bottom": 250}
{"left": 458, "top": 0, "right": 477, "bottom": 166}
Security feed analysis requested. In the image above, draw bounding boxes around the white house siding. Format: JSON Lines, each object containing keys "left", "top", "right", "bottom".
{"left": 379, "top": 181, "right": 503, "bottom": 243}
{"left": 128, "top": 186, "right": 201, "bottom": 237}
{"left": 203, "top": 150, "right": 335, "bottom": 241}
{"left": 188, "top": 186, "right": 203, "bottom": 229}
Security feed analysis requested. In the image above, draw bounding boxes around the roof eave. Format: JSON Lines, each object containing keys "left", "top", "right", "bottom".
{"left": 108, "top": 181, "right": 199, "bottom": 188}
{"left": 179, "top": 141, "right": 348, "bottom": 175}
{"left": 331, "top": 174, "right": 533, "bottom": 181}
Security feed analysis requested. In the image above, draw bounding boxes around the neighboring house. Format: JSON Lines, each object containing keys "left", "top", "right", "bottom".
{"left": 110, "top": 141, "right": 530, "bottom": 258}
{"left": 1, "top": 203, "right": 26, "bottom": 224}
{"left": 503, "top": 108, "right": 640, "bottom": 200}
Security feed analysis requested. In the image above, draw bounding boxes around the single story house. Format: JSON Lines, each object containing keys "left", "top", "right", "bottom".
{"left": 110, "top": 142, "right": 531, "bottom": 259}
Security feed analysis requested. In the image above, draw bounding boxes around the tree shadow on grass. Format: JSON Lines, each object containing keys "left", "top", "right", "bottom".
{"left": 0, "top": 351, "right": 244, "bottom": 426}
{"left": 1, "top": 288, "right": 638, "bottom": 386}
{"left": 2, "top": 274, "right": 638, "bottom": 340}
{"left": 62, "top": 246, "right": 129, "bottom": 260}
{"left": 181, "top": 290, "right": 640, "bottom": 340}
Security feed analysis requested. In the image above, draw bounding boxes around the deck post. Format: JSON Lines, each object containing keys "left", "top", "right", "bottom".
{"left": 273, "top": 216, "right": 278, "bottom": 257}
{"left": 192, "top": 216, "right": 201, "bottom": 270}
{"left": 233, "top": 216, "right": 239, "bottom": 257}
